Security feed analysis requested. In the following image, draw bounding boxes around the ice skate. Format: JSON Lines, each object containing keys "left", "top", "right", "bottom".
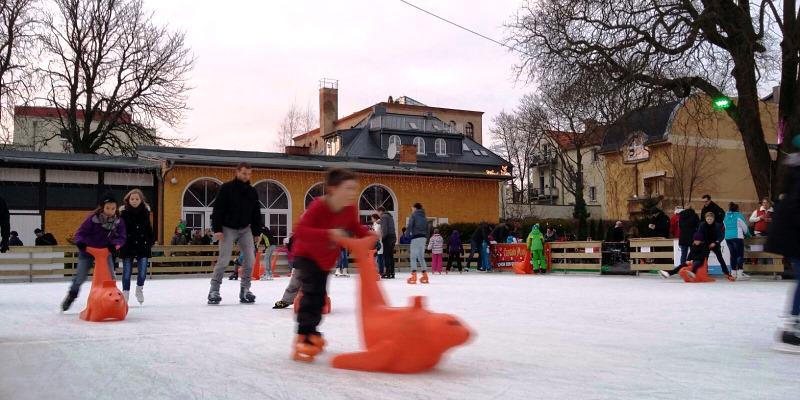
{"left": 659, "top": 270, "right": 670, "bottom": 279}
{"left": 341, "top": 268, "right": 350, "bottom": 277}
{"left": 207, "top": 291, "right": 221, "bottom": 305}
{"left": 239, "top": 287, "right": 256, "bottom": 304}
{"left": 292, "top": 334, "right": 323, "bottom": 362}
{"left": 686, "top": 270, "right": 696, "bottom": 280}
{"left": 335, "top": 268, "right": 343, "bottom": 277}
{"left": 273, "top": 300, "right": 290, "bottom": 309}
{"left": 122, "top": 290, "right": 130, "bottom": 302}
{"left": 60, "top": 291, "right": 77, "bottom": 312}
{"left": 407, "top": 271, "right": 417, "bottom": 284}
{"left": 260, "top": 274, "right": 273, "bottom": 281}
{"left": 726, "top": 273, "right": 736, "bottom": 282}
{"left": 135, "top": 286, "right": 144, "bottom": 304}
{"left": 774, "top": 319, "right": 800, "bottom": 354}
{"left": 420, "top": 271, "right": 429, "bottom": 284}
{"left": 737, "top": 270, "right": 751, "bottom": 281}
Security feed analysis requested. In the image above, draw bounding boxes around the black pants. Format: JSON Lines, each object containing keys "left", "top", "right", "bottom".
{"left": 447, "top": 251, "right": 462, "bottom": 272}
{"left": 382, "top": 236, "right": 396, "bottom": 277}
{"left": 295, "top": 257, "right": 330, "bottom": 335}
{"left": 710, "top": 246, "right": 730, "bottom": 275}
{"left": 466, "top": 240, "right": 481, "bottom": 269}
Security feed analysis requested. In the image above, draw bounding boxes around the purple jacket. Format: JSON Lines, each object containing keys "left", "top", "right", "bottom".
{"left": 74, "top": 213, "right": 127, "bottom": 249}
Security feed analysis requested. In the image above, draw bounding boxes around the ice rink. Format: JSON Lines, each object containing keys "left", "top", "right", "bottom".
{"left": 0, "top": 273, "right": 798, "bottom": 400}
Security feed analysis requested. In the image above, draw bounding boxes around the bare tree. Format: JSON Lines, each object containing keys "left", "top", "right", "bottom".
{"left": 507, "top": 0, "right": 783, "bottom": 200}
{"left": 0, "top": 0, "right": 37, "bottom": 147}
{"left": 36, "top": 0, "right": 193, "bottom": 155}
{"left": 490, "top": 103, "right": 544, "bottom": 205}
{"left": 275, "top": 101, "right": 317, "bottom": 151}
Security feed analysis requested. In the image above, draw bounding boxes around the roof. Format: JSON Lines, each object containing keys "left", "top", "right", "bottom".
{"left": 293, "top": 101, "right": 483, "bottom": 141}
{"left": 547, "top": 125, "right": 606, "bottom": 151}
{"left": 14, "top": 106, "right": 132, "bottom": 124}
{"left": 0, "top": 149, "right": 159, "bottom": 170}
{"left": 136, "top": 146, "right": 512, "bottom": 180}
{"left": 598, "top": 101, "right": 681, "bottom": 153}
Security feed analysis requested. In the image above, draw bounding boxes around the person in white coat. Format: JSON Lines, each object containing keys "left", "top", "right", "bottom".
{"left": 371, "top": 213, "right": 384, "bottom": 275}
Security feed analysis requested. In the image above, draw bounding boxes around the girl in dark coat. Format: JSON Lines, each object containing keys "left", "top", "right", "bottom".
{"left": 446, "top": 230, "right": 464, "bottom": 273}
{"left": 119, "top": 189, "right": 155, "bottom": 304}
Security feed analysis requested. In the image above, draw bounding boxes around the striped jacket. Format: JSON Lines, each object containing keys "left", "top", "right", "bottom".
{"left": 427, "top": 233, "right": 444, "bottom": 254}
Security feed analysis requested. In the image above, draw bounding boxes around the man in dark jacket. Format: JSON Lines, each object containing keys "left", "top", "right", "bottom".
{"left": 207, "top": 162, "right": 263, "bottom": 305}
{"left": 34, "top": 228, "right": 59, "bottom": 246}
{"left": 0, "top": 196, "right": 9, "bottom": 253}
{"left": 698, "top": 211, "right": 732, "bottom": 279}
{"left": 466, "top": 222, "right": 488, "bottom": 270}
{"left": 766, "top": 142, "right": 800, "bottom": 352}
{"left": 490, "top": 223, "right": 510, "bottom": 244}
{"left": 677, "top": 207, "right": 700, "bottom": 265}
{"left": 701, "top": 194, "right": 725, "bottom": 224}
{"left": 378, "top": 206, "right": 396, "bottom": 279}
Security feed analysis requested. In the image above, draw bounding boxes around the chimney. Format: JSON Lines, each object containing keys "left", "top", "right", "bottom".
{"left": 285, "top": 146, "right": 310, "bottom": 156}
{"left": 399, "top": 144, "right": 417, "bottom": 165}
{"left": 319, "top": 78, "right": 338, "bottom": 137}
{"left": 772, "top": 85, "right": 780, "bottom": 103}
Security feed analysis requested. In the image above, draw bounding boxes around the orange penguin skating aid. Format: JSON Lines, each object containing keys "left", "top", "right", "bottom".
{"left": 251, "top": 249, "right": 263, "bottom": 280}
{"left": 80, "top": 247, "right": 128, "bottom": 322}
{"left": 331, "top": 236, "right": 472, "bottom": 373}
{"left": 678, "top": 260, "right": 716, "bottom": 283}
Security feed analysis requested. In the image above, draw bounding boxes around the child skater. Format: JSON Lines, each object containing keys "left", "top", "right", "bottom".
{"left": 684, "top": 231, "right": 710, "bottom": 279}
{"left": 61, "top": 193, "right": 127, "bottom": 311}
{"left": 335, "top": 248, "right": 350, "bottom": 277}
{"left": 446, "top": 230, "right": 464, "bottom": 273}
{"left": 119, "top": 189, "right": 154, "bottom": 304}
{"left": 526, "top": 224, "right": 546, "bottom": 274}
{"left": 291, "top": 168, "right": 373, "bottom": 362}
{"left": 428, "top": 228, "right": 444, "bottom": 274}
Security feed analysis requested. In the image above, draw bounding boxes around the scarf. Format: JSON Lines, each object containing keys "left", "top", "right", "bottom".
{"left": 93, "top": 213, "right": 118, "bottom": 232}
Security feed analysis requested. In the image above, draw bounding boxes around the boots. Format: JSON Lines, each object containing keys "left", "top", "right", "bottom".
{"left": 736, "top": 270, "right": 751, "bottom": 281}
{"left": 135, "top": 285, "right": 144, "bottom": 304}
{"left": 122, "top": 290, "right": 130, "bottom": 303}
{"left": 420, "top": 271, "right": 429, "bottom": 284}
{"left": 407, "top": 271, "right": 417, "bottom": 284}
{"left": 240, "top": 287, "right": 256, "bottom": 304}
{"left": 61, "top": 290, "right": 78, "bottom": 312}
{"left": 292, "top": 334, "right": 325, "bottom": 362}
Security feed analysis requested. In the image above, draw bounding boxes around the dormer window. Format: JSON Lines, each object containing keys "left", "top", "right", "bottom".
{"left": 413, "top": 137, "right": 426, "bottom": 155}
{"left": 388, "top": 135, "right": 402, "bottom": 152}
{"left": 435, "top": 138, "right": 446, "bottom": 156}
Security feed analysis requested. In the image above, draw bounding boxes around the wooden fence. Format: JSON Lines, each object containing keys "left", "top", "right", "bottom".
{"left": 628, "top": 238, "right": 675, "bottom": 273}
{"left": 548, "top": 241, "right": 603, "bottom": 274}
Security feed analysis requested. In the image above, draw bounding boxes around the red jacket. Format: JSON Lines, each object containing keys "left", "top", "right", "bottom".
{"left": 292, "top": 198, "right": 370, "bottom": 271}
{"left": 669, "top": 213, "right": 681, "bottom": 238}
{"left": 750, "top": 208, "right": 773, "bottom": 234}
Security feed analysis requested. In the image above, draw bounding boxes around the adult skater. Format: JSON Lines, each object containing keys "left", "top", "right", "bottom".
{"left": 766, "top": 136, "right": 800, "bottom": 353}
{"left": 378, "top": 206, "right": 396, "bottom": 279}
{"left": 723, "top": 202, "right": 751, "bottom": 281}
{"left": 119, "top": 189, "right": 155, "bottom": 304}
{"left": 290, "top": 168, "right": 372, "bottom": 362}
{"left": 207, "top": 162, "right": 263, "bottom": 305}
{"left": 0, "top": 196, "right": 9, "bottom": 253}
{"left": 406, "top": 202, "right": 429, "bottom": 284}
{"left": 701, "top": 194, "right": 725, "bottom": 224}
{"left": 466, "top": 222, "right": 488, "bottom": 270}
{"left": 61, "top": 193, "right": 127, "bottom": 311}
{"left": 526, "top": 224, "right": 546, "bottom": 274}
{"left": 273, "top": 235, "right": 300, "bottom": 309}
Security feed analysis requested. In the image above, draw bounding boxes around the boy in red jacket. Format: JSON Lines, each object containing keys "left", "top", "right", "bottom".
{"left": 291, "top": 168, "right": 373, "bottom": 362}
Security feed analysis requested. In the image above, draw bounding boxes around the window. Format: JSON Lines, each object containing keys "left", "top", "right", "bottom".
{"left": 589, "top": 186, "right": 597, "bottom": 201}
{"left": 304, "top": 182, "right": 325, "bottom": 209}
{"left": 254, "top": 180, "right": 291, "bottom": 243}
{"left": 408, "top": 122, "right": 418, "bottom": 130}
{"left": 434, "top": 139, "right": 447, "bottom": 156}
{"left": 388, "top": 135, "right": 402, "bottom": 153}
{"left": 465, "top": 122, "right": 474, "bottom": 139}
{"left": 413, "top": 137, "right": 425, "bottom": 155}
{"left": 539, "top": 171, "right": 545, "bottom": 190}
{"left": 182, "top": 178, "right": 222, "bottom": 232}
{"left": 462, "top": 142, "right": 470, "bottom": 151}
{"left": 325, "top": 136, "right": 341, "bottom": 156}
{"left": 359, "top": 185, "right": 396, "bottom": 230}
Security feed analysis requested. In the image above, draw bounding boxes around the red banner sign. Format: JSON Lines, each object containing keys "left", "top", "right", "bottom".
{"left": 490, "top": 243, "right": 529, "bottom": 269}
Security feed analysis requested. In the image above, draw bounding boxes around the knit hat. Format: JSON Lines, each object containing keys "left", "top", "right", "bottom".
{"left": 98, "top": 191, "right": 118, "bottom": 206}
{"left": 692, "top": 231, "right": 704, "bottom": 242}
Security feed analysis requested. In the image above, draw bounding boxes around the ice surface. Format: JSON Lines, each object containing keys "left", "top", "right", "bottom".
{"left": 0, "top": 273, "right": 798, "bottom": 400}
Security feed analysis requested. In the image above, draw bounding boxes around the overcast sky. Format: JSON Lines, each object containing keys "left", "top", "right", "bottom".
{"left": 149, "top": 0, "right": 530, "bottom": 151}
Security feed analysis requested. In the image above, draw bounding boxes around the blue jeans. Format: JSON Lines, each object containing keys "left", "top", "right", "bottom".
{"left": 725, "top": 239, "right": 745, "bottom": 270}
{"left": 122, "top": 257, "right": 148, "bottom": 291}
{"left": 481, "top": 241, "right": 490, "bottom": 270}
{"left": 679, "top": 245, "right": 689, "bottom": 266}
{"left": 69, "top": 250, "right": 115, "bottom": 295}
{"left": 262, "top": 245, "right": 276, "bottom": 278}
{"left": 790, "top": 257, "right": 800, "bottom": 317}
{"left": 376, "top": 253, "right": 384, "bottom": 274}
{"left": 338, "top": 249, "right": 349, "bottom": 269}
{"left": 409, "top": 237, "right": 427, "bottom": 272}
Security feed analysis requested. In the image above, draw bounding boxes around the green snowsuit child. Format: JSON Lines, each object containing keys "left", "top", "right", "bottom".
{"left": 526, "top": 224, "right": 546, "bottom": 273}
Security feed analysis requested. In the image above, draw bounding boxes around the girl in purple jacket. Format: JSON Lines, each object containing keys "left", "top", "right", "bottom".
{"left": 61, "top": 193, "right": 127, "bottom": 312}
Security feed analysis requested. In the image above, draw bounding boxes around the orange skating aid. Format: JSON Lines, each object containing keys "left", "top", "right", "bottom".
{"left": 331, "top": 236, "right": 472, "bottom": 374}
{"left": 80, "top": 247, "right": 128, "bottom": 322}
{"left": 251, "top": 249, "right": 263, "bottom": 280}
{"left": 678, "top": 260, "right": 715, "bottom": 283}
{"left": 293, "top": 291, "right": 332, "bottom": 314}
{"left": 512, "top": 252, "right": 533, "bottom": 274}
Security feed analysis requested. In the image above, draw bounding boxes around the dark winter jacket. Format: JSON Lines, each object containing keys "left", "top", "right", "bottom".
{"left": 379, "top": 212, "right": 396, "bottom": 240}
{"left": 701, "top": 201, "right": 725, "bottom": 224}
{"left": 698, "top": 221, "right": 724, "bottom": 246}
{"left": 652, "top": 212, "right": 670, "bottom": 238}
{"left": 74, "top": 213, "right": 127, "bottom": 249}
{"left": 448, "top": 230, "right": 463, "bottom": 254}
{"left": 406, "top": 208, "right": 428, "bottom": 239}
{"left": 211, "top": 178, "right": 262, "bottom": 236}
{"left": 471, "top": 223, "right": 488, "bottom": 244}
{"left": 490, "top": 223, "right": 510, "bottom": 243}
{"left": 0, "top": 196, "right": 9, "bottom": 251}
{"left": 9, "top": 235, "right": 23, "bottom": 246}
{"left": 678, "top": 209, "right": 700, "bottom": 246}
{"left": 119, "top": 205, "right": 154, "bottom": 258}
{"left": 35, "top": 233, "right": 58, "bottom": 246}
{"left": 687, "top": 237, "right": 709, "bottom": 262}
{"left": 260, "top": 226, "right": 277, "bottom": 247}
{"left": 767, "top": 154, "right": 800, "bottom": 257}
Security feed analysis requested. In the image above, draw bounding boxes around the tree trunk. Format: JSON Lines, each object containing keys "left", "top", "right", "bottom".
{"left": 776, "top": 0, "right": 800, "bottom": 195}
{"left": 573, "top": 148, "right": 589, "bottom": 240}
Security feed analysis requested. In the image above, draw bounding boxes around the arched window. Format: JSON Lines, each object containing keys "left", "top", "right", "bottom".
{"left": 182, "top": 178, "right": 222, "bottom": 233}
{"left": 465, "top": 122, "right": 474, "bottom": 139}
{"left": 413, "top": 137, "right": 425, "bottom": 155}
{"left": 254, "top": 180, "right": 291, "bottom": 243}
{"left": 359, "top": 184, "right": 397, "bottom": 230}
{"left": 305, "top": 182, "right": 325, "bottom": 209}
{"left": 435, "top": 138, "right": 447, "bottom": 156}
{"left": 388, "top": 135, "right": 402, "bottom": 151}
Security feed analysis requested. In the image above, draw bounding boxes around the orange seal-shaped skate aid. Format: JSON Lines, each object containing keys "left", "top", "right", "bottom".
{"left": 331, "top": 235, "right": 472, "bottom": 373}
{"left": 679, "top": 260, "right": 716, "bottom": 283}
{"left": 80, "top": 247, "right": 128, "bottom": 322}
